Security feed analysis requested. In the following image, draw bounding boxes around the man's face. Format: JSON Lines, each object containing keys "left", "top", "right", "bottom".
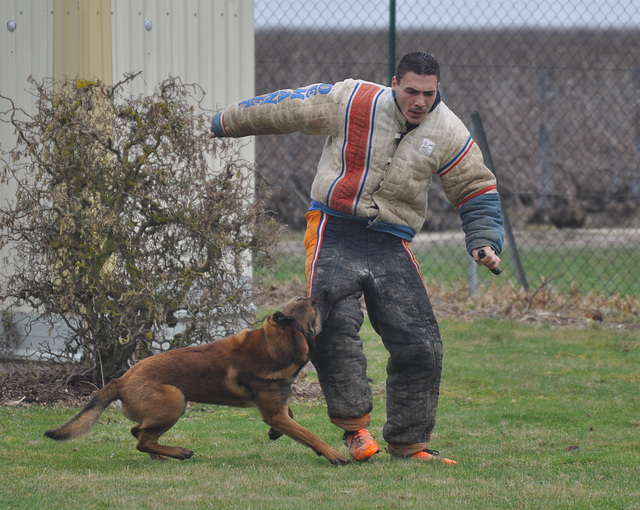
{"left": 391, "top": 71, "right": 439, "bottom": 125}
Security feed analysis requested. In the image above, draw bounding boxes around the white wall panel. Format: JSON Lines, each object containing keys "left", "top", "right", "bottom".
{"left": 0, "top": 0, "right": 53, "bottom": 159}
{"left": 1, "top": 0, "right": 255, "bottom": 353}
{"left": 111, "top": 0, "right": 254, "bottom": 111}
{"left": 0, "top": 1, "right": 54, "bottom": 284}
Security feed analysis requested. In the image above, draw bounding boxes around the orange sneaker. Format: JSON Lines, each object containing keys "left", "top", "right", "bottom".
{"left": 411, "top": 449, "right": 457, "bottom": 465}
{"left": 343, "top": 429, "right": 380, "bottom": 461}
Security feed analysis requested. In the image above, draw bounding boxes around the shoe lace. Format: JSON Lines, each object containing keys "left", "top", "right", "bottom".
{"left": 344, "top": 430, "right": 370, "bottom": 448}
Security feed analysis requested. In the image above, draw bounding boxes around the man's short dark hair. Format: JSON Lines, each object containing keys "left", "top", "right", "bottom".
{"left": 395, "top": 52, "right": 440, "bottom": 82}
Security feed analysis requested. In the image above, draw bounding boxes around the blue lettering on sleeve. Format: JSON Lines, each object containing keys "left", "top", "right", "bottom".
{"left": 237, "top": 84, "right": 333, "bottom": 109}
{"left": 262, "top": 91, "right": 280, "bottom": 105}
{"left": 279, "top": 90, "right": 292, "bottom": 102}
{"left": 239, "top": 96, "right": 265, "bottom": 108}
{"left": 264, "top": 90, "right": 291, "bottom": 104}
{"left": 290, "top": 88, "right": 307, "bottom": 99}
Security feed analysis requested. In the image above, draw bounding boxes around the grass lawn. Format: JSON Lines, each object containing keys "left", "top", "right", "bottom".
{"left": 259, "top": 232, "right": 640, "bottom": 298}
{"left": 1, "top": 318, "right": 639, "bottom": 509}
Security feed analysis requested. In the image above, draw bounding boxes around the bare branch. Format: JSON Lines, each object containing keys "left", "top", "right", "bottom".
{"left": 0, "top": 75, "right": 278, "bottom": 384}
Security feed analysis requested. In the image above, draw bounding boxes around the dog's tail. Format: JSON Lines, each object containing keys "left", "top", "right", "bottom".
{"left": 44, "top": 380, "right": 121, "bottom": 441}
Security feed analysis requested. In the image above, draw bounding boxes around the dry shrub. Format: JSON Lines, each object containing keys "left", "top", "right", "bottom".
{"left": 0, "top": 74, "right": 279, "bottom": 384}
{"left": 426, "top": 278, "right": 640, "bottom": 328}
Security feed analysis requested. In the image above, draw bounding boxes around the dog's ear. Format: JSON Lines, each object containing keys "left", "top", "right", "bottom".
{"left": 310, "top": 286, "right": 333, "bottom": 322}
{"left": 272, "top": 311, "right": 295, "bottom": 328}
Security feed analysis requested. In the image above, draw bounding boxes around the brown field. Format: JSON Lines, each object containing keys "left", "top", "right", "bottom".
{"left": 254, "top": 28, "right": 640, "bottom": 232}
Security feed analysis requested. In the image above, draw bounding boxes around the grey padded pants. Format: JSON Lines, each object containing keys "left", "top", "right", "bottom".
{"left": 305, "top": 212, "right": 443, "bottom": 445}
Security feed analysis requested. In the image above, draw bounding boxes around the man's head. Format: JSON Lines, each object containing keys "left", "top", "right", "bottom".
{"left": 392, "top": 52, "right": 440, "bottom": 125}
{"left": 395, "top": 52, "right": 440, "bottom": 83}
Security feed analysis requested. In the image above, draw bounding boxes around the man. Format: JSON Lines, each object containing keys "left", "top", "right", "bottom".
{"left": 210, "top": 52, "right": 504, "bottom": 464}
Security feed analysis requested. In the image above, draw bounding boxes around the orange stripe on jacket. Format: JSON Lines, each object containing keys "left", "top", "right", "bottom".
{"left": 328, "top": 83, "right": 381, "bottom": 214}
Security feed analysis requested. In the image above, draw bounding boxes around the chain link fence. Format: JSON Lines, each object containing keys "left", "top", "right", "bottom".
{"left": 252, "top": 0, "right": 640, "bottom": 297}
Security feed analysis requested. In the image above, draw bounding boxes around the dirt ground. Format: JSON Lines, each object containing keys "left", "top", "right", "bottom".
{"left": 0, "top": 360, "right": 325, "bottom": 408}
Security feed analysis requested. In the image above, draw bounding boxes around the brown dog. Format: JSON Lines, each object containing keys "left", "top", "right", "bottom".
{"left": 45, "top": 295, "right": 349, "bottom": 465}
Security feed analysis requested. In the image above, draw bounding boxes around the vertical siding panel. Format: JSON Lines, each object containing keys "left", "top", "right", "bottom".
{"left": 53, "top": 0, "right": 79, "bottom": 79}
{"left": 0, "top": 1, "right": 55, "bottom": 347}
{"left": 0, "top": 0, "right": 54, "bottom": 91}
{"left": 82, "top": 0, "right": 112, "bottom": 83}
{"left": 0, "top": 0, "right": 53, "bottom": 194}
{"left": 111, "top": 0, "right": 141, "bottom": 84}
{"left": 185, "top": 0, "right": 201, "bottom": 84}
{"left": 52, "top": 0, "right": 112, "bottom": 82}
{"left": 111, "top": 0, "right": 254, "bottom": 110}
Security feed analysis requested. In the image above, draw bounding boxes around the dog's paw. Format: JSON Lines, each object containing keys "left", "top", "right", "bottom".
{"left": 329, "top": 454, "right": 350, "bottom": 466}
{"left": 268, "top": 427, "right": 284, "bottom": 441}
{"left": 176, "top": 448, "right": 195, "bottom": 460}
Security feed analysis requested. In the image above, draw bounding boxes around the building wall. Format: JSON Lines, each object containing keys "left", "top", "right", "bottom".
{"left": 111, "top": 0, "right": 255, "bottom": 106}
{"left": 0, "top": 0, "right": 255, "bottom": 357}
{"left": 52, "top": 0, "right": 113, "bottom": 82}
{"left": 0, "top": 0, "right": 54, "bottom": 204}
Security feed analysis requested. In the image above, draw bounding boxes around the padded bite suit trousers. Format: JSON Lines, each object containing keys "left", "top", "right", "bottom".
{"left": 304, "top": 211, "right": 443, "bottom": 446}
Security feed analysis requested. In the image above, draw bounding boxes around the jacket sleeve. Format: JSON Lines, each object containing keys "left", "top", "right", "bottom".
{"left": 211, "top": 82, "right": 344, "bottom": 138}
{"left": 458, "top": 193, "right": 504, "bottom": 255}
{"left": 438, "top": 138, "right": 505, "bottom": 255}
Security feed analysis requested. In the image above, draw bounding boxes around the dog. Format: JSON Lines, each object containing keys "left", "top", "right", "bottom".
{"left": 45, "top": 294, "right": 350, "bottom": 465}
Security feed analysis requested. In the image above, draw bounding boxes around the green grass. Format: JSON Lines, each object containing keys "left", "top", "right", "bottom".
{"left": 257, "top": 234, "right": 640, "bottom": 297}
{"left": 1, "top": 318, "right": 639, "bottom": 508}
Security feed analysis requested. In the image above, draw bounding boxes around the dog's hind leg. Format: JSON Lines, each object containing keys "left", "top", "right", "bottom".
{"left": 135, "top": 424, "right": 194, "bottom": 460}
{"left": 126, "top": 385, "right": 194, "bottom": 460}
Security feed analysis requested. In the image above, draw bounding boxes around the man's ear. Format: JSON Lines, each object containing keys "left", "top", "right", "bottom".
{"left": 272, "top": 311, "right": 295, "bottom": 328}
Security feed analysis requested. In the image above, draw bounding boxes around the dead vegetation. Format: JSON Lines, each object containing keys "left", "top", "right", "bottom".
{"left": 256, "top": 279, "right": 640, "bottom": 330}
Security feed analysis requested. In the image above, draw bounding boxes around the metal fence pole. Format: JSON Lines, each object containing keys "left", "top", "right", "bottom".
{"left": 468, "top": 254, "right": 479, "bottom": 296}
{"left": 388, "top": 0, "right": 396, "bottom": 85}
{"left": 469, "top": 111, "right": 529, "bottom": 291}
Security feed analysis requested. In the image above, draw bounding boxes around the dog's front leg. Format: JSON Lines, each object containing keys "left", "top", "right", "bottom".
{"left": 267, "top": 406, "right": 293, "bottom": 440}
{"left": 259, "top": 405, "right": 349, "bottom": 466}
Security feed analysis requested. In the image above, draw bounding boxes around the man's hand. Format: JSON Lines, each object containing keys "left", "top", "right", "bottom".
{"left": 472, "top": 246, "right": 502, "bottom": 275}
{"left": 209, "top": 125, "right": 216, "bottom": 139}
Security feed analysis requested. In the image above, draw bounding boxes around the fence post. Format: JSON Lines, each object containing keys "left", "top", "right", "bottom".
{"left": 468, "top": 111, "right": 530, "bottom": 292}
{"left": 468, "top": 254, "right": 479, "bottom": 296}
{"left": 539, "top": 70, "right": 550, "bottom": 211}
{"left": 388, "top": 0, "right": 396, "bottom": 86}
